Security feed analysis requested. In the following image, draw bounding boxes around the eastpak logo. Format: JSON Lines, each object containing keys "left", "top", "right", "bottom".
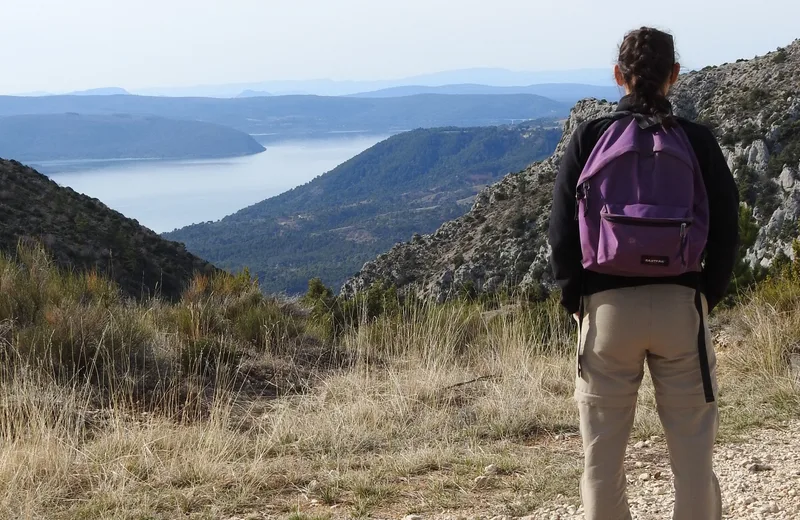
{"left": 641, "top": 255, "right": 670, "bottom": 267}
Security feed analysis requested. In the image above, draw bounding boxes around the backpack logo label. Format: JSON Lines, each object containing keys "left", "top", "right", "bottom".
{"left": 641, "top": 255, "right": 670, "bottom": 267}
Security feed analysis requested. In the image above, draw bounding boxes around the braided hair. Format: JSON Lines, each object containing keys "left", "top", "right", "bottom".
{"left": 618, "top": 27, "right": 677, "bottom": 123}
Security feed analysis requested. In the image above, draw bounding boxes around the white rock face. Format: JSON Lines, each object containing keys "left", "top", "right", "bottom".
{"left": 747, "top": 140, "right": 771, "bottom": 174}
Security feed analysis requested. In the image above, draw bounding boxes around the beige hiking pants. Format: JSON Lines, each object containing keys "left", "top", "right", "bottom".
{"left": 575, "top": 285, "right": 721, "bottom": 520}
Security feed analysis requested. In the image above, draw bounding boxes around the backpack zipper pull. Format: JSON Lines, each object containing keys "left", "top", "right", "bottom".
{"left": 583, "top": 183, "right": 590, "bottom": 216}
{"left": 574, "top": 183, "right": 585, "bottom": 220}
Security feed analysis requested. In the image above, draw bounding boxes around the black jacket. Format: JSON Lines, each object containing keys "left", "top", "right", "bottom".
{"left": 548, "top": 96, "right": 740, "bottom": 314}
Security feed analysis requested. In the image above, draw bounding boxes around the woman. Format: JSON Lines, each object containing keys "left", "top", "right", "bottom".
{"left": 548, "top": 27, "right": 739, "bottom": 520}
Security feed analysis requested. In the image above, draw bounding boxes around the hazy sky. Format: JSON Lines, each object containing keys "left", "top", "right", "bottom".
{"left": 1, "top": 0, "right": 799, "bottom": 94}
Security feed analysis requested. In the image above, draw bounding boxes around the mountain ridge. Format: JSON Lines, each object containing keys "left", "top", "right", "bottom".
{"left": 0, "top": 159, "right": 215, "bottom": 299}
{"left": 0, "top": 93, "right": 569, "bottom": 137}
{"left": 347, "top": 83, "right": 621, "bottom": 104}
{"left": 131, "top": 68, "right": 614, "bottom": 97}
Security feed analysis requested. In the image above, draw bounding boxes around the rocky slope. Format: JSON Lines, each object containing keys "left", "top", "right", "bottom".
{"left": 343, "top": 40, "right": 800, "bottom": 301}
{"left": 0, "top": 159, "right": 215, "bottom": 299}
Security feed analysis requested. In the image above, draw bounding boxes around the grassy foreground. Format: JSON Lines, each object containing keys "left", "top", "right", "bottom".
{"left": 0, "top": 245, "right": 798, "bottom": 519}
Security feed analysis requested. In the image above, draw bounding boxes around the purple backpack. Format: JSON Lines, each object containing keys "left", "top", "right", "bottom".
{"left": 577, "top": 114, "right": 709, "bottom": 277}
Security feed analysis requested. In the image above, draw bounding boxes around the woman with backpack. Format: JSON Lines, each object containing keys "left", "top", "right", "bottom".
{"left": 548, "top": 27, "right": 739, "bottom": 520}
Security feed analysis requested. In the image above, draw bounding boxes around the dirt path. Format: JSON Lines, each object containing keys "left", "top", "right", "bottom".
{"left": 520, "top": 420, "right": 800, "bottom": 520}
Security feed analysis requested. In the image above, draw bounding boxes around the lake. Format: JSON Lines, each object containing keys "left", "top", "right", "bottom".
{"left": 42, "top": 135, "right": 389, "bottom": 233}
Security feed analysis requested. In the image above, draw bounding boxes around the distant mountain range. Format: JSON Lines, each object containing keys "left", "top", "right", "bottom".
{"left": 347, "top": 83, "right": 621, "bottom": 104}
{"left": 69, "top": 87, "right": 132, "bottom": 96}
{"left": 0, "top": 113, "right": 264, "bottom": 163}
{"left": 133, "top": 67, "right": 614, "bottom": 98}
{"left": 236, "top": 90, "right": 273, "bottom": 98}
{"left": 0, "top": 93, "right": 570, "bottom": 137}
{"left": 164, "top": 122, "right": 562, "bottom": 294}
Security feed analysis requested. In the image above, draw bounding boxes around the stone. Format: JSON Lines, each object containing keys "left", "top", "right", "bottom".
{"left": 634, "top": 441, "right": 646, "bottom": 449}
{"left": 747, "top": 139, "right": 771, "bottom": 173}
{"left": 484, "top": 464, "right": 499, "bottom": 475}
{"left": 639, "top": 473, "right": 651, "bottom": 481}
{"left": 474, "top": 475, "right": 494, "bottom": 488}
{"left": 748, "top": 463, "right": 774, "bottom": 473}
{"left": 779, "top": 165, "right": 797, "bottom": 191}
{"left": 402, "top": 516, "right": 423, "bottom": 520}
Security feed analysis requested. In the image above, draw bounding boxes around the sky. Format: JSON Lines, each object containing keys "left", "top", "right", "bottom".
{"left": 1, "top": 0, "right": 799, "bottom": 94}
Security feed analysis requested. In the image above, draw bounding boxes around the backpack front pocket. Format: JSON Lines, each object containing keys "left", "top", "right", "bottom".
{"left": 597, "top": 204, "right": 692, "bottom": 276}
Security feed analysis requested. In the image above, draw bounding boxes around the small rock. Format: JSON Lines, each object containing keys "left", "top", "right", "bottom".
{"left": 748, "top": 463, "right": 774, "bottom": 473}
{"left": 634, "top": 441, "right": 646, "bottom": 449}
{"left": 639, "top": 473, "right": 651, "bottom": 481}
{"left": 474, "top": 475, "right": 494, "bottom": 488}
{"left": 634, "top": 461, "right": 644, "bottom": 468}
{"left": 484, "top": 464, "right": 499, "bottom": 475}
{"left": 403, "top": 516, "right": 423, "bottom": 520}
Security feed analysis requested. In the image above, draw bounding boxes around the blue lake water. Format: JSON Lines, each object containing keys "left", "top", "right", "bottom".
{"left": 43, "top": 135, "right": 388, "bottom": 233}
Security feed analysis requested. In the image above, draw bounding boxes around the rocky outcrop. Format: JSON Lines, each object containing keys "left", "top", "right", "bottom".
{"left": 344, "top": 40, "right": 800, "bottom": 301}
{"left": 670, "top": 41, "right": 800, "bottom": 268}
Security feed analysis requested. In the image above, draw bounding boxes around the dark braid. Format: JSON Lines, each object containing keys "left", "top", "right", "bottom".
{"left": 618, "top": 27, "right": 676, "bottom": 123}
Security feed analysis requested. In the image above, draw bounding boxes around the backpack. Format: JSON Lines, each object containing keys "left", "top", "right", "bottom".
{"left": 576, "top": 114, "right": 710, "bottom": 277}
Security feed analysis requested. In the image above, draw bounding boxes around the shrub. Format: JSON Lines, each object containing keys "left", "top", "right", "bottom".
{"left": 16, "top": 302, "right": 154, "bottom": 380}
{"left": 179, "top": 337, "right": 241, "bottom": 376}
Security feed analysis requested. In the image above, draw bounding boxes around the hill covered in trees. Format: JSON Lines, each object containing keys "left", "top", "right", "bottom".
{"left": 165, "top": 123, "right": 562, "bottom": 293}
{"left": 0, "top": 159, "right": 214, "bottom": 299}
{"left": 0, "top": 114, "right": 265, "bottom": 162}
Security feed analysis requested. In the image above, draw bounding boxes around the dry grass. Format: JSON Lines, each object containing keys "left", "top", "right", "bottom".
{"left": 0, "top": 245, "right": 798, "bottom": 519}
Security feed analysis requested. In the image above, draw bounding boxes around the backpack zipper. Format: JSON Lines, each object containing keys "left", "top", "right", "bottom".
{"left": 602, "top": 214, "right": 692, "bottom": 228}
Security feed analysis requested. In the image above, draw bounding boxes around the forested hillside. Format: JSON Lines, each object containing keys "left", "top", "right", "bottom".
{"left": 166, "top": 123, "right": 561, "bottom": 293}
{"left": 0, "top": 159, "right": 214, "bottom": 299}
{"left": 0, "top": 113, "right": 264, "bottom": 161}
